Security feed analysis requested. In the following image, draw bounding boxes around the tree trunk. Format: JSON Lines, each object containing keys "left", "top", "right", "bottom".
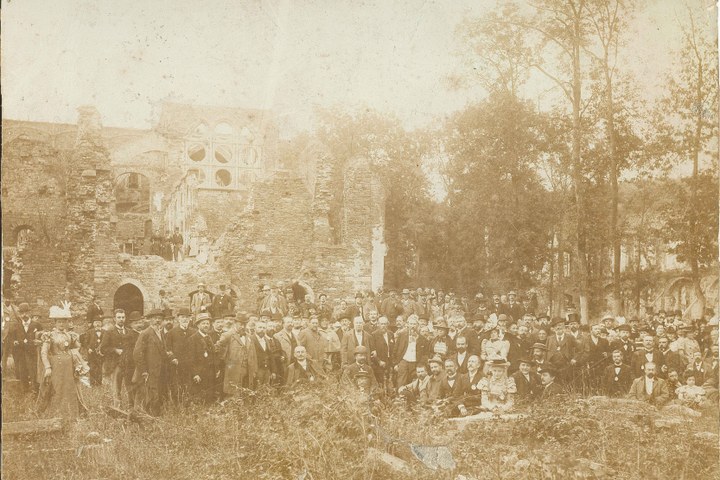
{"left": 605, "top": 50, "right": 622, "bottom": 316}
{"left": 689, "top": 61, "right": 707, "bottom": 318}
{"left": 571, "top": 9, "right": 590, "bottom": 324}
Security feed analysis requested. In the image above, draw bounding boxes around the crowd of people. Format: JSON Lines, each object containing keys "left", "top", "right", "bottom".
{"left": 1, "top": 285, "right": 718, "bottom": 420}
{"left": 121, "top": 228, "right": 185, "bottom": 261}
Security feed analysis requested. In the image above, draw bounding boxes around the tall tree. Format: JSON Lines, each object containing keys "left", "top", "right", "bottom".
{"left": 656, "top": 3, "right": 718, "bottom": 317}
{"left": 585, "top": 0, "right": 635, "bottom": 315}
{"left": 522, "top": 0, "right": 595, "bottom": 322}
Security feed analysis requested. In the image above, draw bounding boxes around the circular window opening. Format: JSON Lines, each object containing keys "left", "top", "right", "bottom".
{"left": 215, "top": 145, "right": 231, "bottom": 164}
{"left": 215, "top": 169, "right": 232, "bottom": 187}
{"left": 188, "top": 144, "right": 206, "bottom": 162}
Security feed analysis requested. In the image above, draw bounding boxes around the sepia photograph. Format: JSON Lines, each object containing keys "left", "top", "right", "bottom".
{"left": 1, "top": 0, "right": 719, "bottom": 478}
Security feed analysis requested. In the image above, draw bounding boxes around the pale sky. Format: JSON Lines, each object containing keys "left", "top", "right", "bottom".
{"left": 1, "top": 0, "right": 716, "bottom": 138}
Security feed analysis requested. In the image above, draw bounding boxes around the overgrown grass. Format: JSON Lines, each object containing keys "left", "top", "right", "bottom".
{"left": 2, "top": 380, "right": 719, "bottom": 480}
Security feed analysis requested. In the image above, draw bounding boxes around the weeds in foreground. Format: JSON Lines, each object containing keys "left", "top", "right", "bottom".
{"left": 2, "top": 382, "right": 718, "bottom": 479}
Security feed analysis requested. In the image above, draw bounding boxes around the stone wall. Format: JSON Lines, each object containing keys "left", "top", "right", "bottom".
{"left": 195, "top": 189, "right": 247, "bottom": 240}
{"left": 215, "top": 174, "right": 314, "bottom": 309}
{"left": 1, "top": 138, "right": 68, "bottom": 246}
{"left": 2, "top": 105, "right": 387, "bottom": 319}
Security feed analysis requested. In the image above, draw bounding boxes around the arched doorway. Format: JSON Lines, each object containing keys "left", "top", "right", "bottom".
{"left": 114, "top": 283, "right": 144, "bottom": 316}
{"left": 291, "top": 281, "right": 315, "bottom": 304}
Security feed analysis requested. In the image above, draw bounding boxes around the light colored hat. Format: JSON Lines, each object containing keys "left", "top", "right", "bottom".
{"left": 49, "top": 305, "right": 72, "bottom": 319}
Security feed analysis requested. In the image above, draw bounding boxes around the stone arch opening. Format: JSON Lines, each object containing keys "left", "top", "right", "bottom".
{"left": 292, "top": 280, "right": 315, "bottom": 304}
{"left": 114, "top": 283, "right": 145, "bottom": 316}
{"left": 13, "top": 225, "right": 35, "bottom": 248}
{"left": 666, "top": 277, "right": 694, "bottom": 313}
{"left": 115, "top": 172, "right": 151, "bottom": 213}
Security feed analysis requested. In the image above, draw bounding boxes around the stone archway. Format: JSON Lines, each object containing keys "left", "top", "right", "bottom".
{"left": 114, "top": 282, "right": 145, "bottom": 316}
{"left": 292, "top": 280, "right": 315, "bottom": 304}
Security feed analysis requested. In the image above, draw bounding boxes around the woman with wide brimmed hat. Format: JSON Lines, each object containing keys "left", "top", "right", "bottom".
{"left": 477, "top": 356, "right": 517, "bottom": 412}
{"left": 37, "top": 302, "right": 88, "bottom": 420}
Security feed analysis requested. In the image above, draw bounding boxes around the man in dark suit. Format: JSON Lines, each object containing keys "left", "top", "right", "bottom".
{"left": 631, "top": 335, "right": 665, "bottom": 379}
{"left": 505, "top": 291, "right": 523, "bottom": 322}
{"left": 189, "top": 313, "right": 218, "bottom": 403}
{"left": 132, "top": 309, "right": 168, "bottom": 416}
{"left": 211, "top": 285, "right": 235, "bottom": 319}
{"left": 658, "top": 336, "right": 686, "bottom": 379}
{"left": 80, "top": 318, "right": 105, "bottom": 386}
{"left": 341, "top": 346, "right": 378, "bottom": 393}
{"left": 602, "top": 349, "right": 633, "bottom": 397}
{"left": 511, "top": 358, "right": 542, "bottom": 402}
{"left": 101, "top": 309, "right": 137, "bottom": 408}
{"left": 8, "top": 303, "right": 43, "bottom": 392}
{"left": 490, "top": 294, "right": 507, "bottom": 316}
{"left": 166, "top": 308, "right": 195, "bottom": 404}
{"left": 539, "top": 367, "right": 564, "bottom": 400}
{"left": 546, "top": 318, "right": 579, "bottom": 384}
{"left": 380, "top": 291, "right": 402, "bottom": 330}
{"left": 453, "top": 315, "right": 479, "bottom": 357}
{"left": 85, "top": 296, "right": 104, "bottom": 325}
{"left": 251, "top": 319, "right": 281, "bottom": 387}
{"left": 348, "top": 293, "right": 366, "bottom": 322}
{"left": 581, "top": 324, "right": 611, "bottom": 391}
{"left": 440, "top": 358, "right": 471, "bottom": 416}
{"left": 370, "top": 316, "right": 394, "bottom": 388}
{"left": 610, "top": 324, "right": 635, "bottom": 365}
{"left": 452, "top": 336, "right": 470, "bottom": 374}
{"left": 285, "top": 345, "right": 324, "bottom": 387}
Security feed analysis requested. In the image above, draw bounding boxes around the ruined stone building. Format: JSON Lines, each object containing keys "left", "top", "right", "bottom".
{"left": 2, "top": 103, "right": 387, "bottom": 318}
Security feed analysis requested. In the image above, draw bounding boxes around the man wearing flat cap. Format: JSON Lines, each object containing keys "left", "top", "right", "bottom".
{"left": 341, "top": 345, "right": 377, "bottom": 392}
{"left": 8, "top": 303, "right": 42, "bottom": 392}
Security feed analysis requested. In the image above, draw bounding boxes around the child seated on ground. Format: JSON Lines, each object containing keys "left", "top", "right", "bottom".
{"left": 675, "top": 372, "right": 706, "bottom": 407}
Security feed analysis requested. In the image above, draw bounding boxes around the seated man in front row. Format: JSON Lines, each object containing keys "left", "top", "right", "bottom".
{"left": 286, "top": 345, "right": 324, "bottom": 387}
{"left": 397, "top": 364, "right": 431, "bottom": 407}
{"left": 342, "top": 346, "right": 378, "bottom": 394}
{"left": 628, "top": 361, "right": 670, "bottom": 406}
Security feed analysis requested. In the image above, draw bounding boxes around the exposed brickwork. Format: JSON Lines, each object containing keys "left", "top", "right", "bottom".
{"left": 2, "top": 103, "right": 387, "bottom": 319}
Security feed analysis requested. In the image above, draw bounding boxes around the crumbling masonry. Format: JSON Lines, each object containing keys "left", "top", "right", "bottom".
{"left": 2, "top": 104, "right": 387, "bottom": 318}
